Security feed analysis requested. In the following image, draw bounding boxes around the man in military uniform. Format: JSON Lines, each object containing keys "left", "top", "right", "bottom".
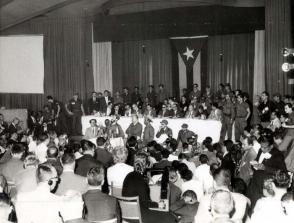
{"left": 47, "top": 95, "right": 68, "bottom": 134}
{"left": 235, "top": 93, "right": 250, "bottom": 141}
{"left": 177, "top": 123, "right": 197, "bottom": 146}
{"left": 65, "top": 93, "right": 85, "bottom": 135}
{"left": 220, "top": 94, "right": 235, "bottom": 142}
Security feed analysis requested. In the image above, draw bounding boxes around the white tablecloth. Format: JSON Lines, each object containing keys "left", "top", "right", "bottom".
{"left": 82, "top": 116, "right": 222, "bottom": 143}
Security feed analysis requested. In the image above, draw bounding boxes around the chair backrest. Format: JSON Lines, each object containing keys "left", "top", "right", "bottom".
{"left": 90, "top": 218, "right": 117, "bottom": 223}
{"left": 110, "top": 182, "right": 122, "bottom": 197}
{"left": 116, "top": 196, "right": 142, "bottom": 223}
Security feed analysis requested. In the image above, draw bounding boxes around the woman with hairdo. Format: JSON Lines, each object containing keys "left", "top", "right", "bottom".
{"left": 251, "top": 170, "right": 290, "bottom": 223}
{"left": 122, "top": 154, "right": 177, "bottom": 223}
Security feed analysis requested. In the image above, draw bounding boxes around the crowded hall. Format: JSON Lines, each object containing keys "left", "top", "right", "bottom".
{"left": 1, "top": 0, "right": 294, "bottom": 223}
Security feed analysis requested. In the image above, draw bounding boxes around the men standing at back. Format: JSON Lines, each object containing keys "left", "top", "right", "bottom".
{"left": 65, "top": 93, "right": 85, "bottom": 135}
{"left": 235, "top": 94, "right": 250, "bottom": 141}
{"left": 99, "top": 90, "right": 113, "bottom": 115}
{"left": 220, "top": 94, "right": 235, "bottom": 142}
{"left": 47, "top": 95, "right": 68, "bottom": 134}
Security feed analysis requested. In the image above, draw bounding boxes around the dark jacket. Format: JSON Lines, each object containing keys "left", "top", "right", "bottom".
{"left": 83, "top": 189, "right": 119, "bottom": 222}
{"left": 75, "top": 154, "right": 99, "bottom": 177}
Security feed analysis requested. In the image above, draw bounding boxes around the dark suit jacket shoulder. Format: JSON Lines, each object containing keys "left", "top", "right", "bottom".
{"left": 75, "top": 155, "right": 99, "bottom": 177}
{"left": 83, "top": 189, "right": 118, "bottom": 222}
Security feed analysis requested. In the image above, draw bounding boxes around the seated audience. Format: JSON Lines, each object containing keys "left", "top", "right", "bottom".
{"left": 95, "top": 137, "right": 113, "bottom": 168}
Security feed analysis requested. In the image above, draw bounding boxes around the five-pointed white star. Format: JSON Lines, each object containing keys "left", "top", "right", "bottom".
{"left": 183, "top": 47, "right": 194, "bottom": 60}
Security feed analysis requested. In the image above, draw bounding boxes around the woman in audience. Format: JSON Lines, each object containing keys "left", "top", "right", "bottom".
{"left": 107, "top": 146, "right": 133, "bottom": 189}
{"left": 251, "top": 170, "right": 290, "bottom": 223}
{"left": 122, "top": 153, "right": 177, "bottom": 223}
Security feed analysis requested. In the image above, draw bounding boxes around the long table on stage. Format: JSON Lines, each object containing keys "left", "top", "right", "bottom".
{"left": 82, "top": 116, "right": 222, "bottom": 143}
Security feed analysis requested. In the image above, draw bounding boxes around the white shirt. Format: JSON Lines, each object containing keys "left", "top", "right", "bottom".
{"left": 15, "top": 184, "right": 84, "bottom": 223}
{"left": 28, "top": 140, "right": 37, "bottom": 153}
{"left": 195, "top": 189, "right": 249, "bottom": 223}
{"left": 251, "top": 197, "right": 287, "bottom": 223}
{"left": 15, "top": 184, "right": 63, "bottom": 223}
{"left": 35, "top": 142, "right": 48, "bottom": 163}
{"left": 107, "top": 163, "right": 133, "bottom": 188}
{"left": 194, "top": 164, "right": 214, "bottom": 194}
{"left": 181, "top": 179, "right": 204, "bottom": 201}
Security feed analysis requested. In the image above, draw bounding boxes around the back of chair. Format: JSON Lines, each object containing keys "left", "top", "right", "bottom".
{"left": 90, "top": 218, "right": 117, "bottom": 223}
{"left": 110, "top": 182, "right": 122, "bottom": 197}
{"left": 116, "top": 196, "right": 142, "bottom": 223}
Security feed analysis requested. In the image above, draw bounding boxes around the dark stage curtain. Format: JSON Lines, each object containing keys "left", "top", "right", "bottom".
{"left": 207, "top": 33, "right": 254, "bottom": 96}
{"left": 0, "top": 17, "right": 93, "bottom": 111}
{"left": 265, "top": 0, "right": 293, "bottom": 95}
{"left": 112, "top": 39, "right": 174, "bottom": 97}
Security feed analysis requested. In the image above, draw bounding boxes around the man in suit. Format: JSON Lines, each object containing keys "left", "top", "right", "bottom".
{"left": 83, "top": 165, "right": 119, "bottom": 222}
{"left": 153, "top": 149, "right": 171, "bottom": 169}
{"left": 75, "top": 140, "right": 99, "bottom": 177}
{"left": 143, "top": 104, "right": 157, "bottom": 118}
{"left": 142, "top": 116, "right": 155, "bottom": 146}
{"left": 147, "top": 85, "right": 157, "bottom": 107}
{"left": 156, "top": 120, "right": 173, "bottom": 138}
{"left": 122, "top": 87, "right": 132, "bottom": 105}
{"left": 65, "top": 93, "right": 85, "bottom": 136}
{"left": 87, "top": 92, "right": 100, "bottom": 115}
{"left": 99, "top": 90, "right": 113, "bottom": 114}
{"left": 247, "top": 134, "right": 287, "bottom": 209}
{"left": 56, "top": 152, "right": 88, "bottom": 195}
{"left": 8, "top": 117, "right": 23, "bottom": 136}
{"left": 172, "top": 104, "right": 183, "bottom": 118}
{"left": 177, "top": 124, "right": 197, "bottom": 145}
{"left": 95, "top": 137, "right": 113, "bottom": 168}
{"left": 158, "top": 104, "right": 173, "bottom": 118}
{"left": 14, "top": 154, "right": 39, "bottom": 194}
{"left": 0, "top": 143, "right": 25, "bottom": 182}
{"left": 84, "top": 119, "right": 104, "bottom": 140}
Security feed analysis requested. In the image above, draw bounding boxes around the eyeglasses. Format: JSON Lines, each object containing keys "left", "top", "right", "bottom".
{"left": 162, "top": 106, "right": 166, "bottom": 108}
